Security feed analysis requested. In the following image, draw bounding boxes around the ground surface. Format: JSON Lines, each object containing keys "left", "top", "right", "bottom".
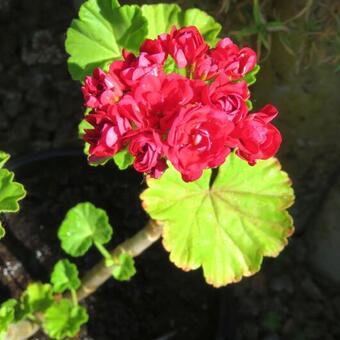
{"left": 1, "top": 0, "right": 340, "bottom": 339}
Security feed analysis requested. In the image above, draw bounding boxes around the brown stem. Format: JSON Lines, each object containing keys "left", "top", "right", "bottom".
{"left": 5, "top": 220, "right": 163, "bottom": 340}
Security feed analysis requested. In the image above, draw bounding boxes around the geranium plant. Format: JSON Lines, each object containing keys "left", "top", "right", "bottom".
{"left": 1, "top": 0, "right": 294, "bottom": 339}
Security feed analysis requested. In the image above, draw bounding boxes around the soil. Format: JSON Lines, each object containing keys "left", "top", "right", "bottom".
{"left": 1, "top": 0, "right": 340, "bottom": 339}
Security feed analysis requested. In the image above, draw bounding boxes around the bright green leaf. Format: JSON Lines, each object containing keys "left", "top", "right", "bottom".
{"left": 0, "top": 169, "right": 26, "bottom": 213}
{"left": 43, "top": 299, "right": 88, "bottom": 340}
{"left": 113, "top": 149, "right": 134, "bottom": 170}
{"left": 0, "top": 222, "right": 4, "bottom": 240}
{"left": 141, "top": 153, "right": 294, "bottom": 287}
{"left": 0, "top": 152, "right": 10, "bottom": 169}
{"left": 243, "top": 64, "right": 260, "bottom": 86}
{"left": 58, "top": 202, "right": 113, "bottom": 257}
{"left": 65, "top": 0, "right": 147, "bottom": 81}
{"left": 51, "top": 259, "right": 81, "bottom": 293}
{"left": 112, "top": 252, "right": 136, "bottom": 281}
{"left": 78, "top": 117, "right": 92, "bottom": 139}
{"left": 163, "top": 55, "right": 178, "bottom": 74}
{"left": 19, "top": 283, "right": 53, "bottom": 317}
{"left": 141, "top": 4, "right": 221, "bottom": 46}
{"left": 0, "top": 299, "right": 17, "bottom": 339}
{"left": 141, "top": 4, "right": 181, "bottom": 39}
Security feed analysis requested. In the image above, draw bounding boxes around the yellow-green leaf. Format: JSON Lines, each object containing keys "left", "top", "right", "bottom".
{"left": 141, "top": 153, "right": 294, "bottom": 287}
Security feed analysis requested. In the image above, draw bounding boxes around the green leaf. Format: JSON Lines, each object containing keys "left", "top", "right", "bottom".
{"left": 0, "top": 169, "right": 26, "bottom": 213}
{"left": 58, "top": 202, "right": 113, "bottom": 257}
{"left": 0, "top": 222, "right": 4, "bottom": 240}
{"left": 141, "top": 4, "right": 181, "bottom": 40}
{"left": 66, "top": 0, "right": 147, "bottom": 81}
{"left": 0, "top": 152, "right": 10, "bottom": 169}
{"left": 141, "top": 153, "right": 294, "bottom": 287}
{"left": 43, "top": 299, "right": 88, "bottom": 340}
{"left": 112, "top": 252, "right": 136, "bottom": 281}
{"left": 78, "top": 117, "right": 92, "bottom": 139}
{"left": 51, "top": 259, "right": 81, "bottom": 293}
{"left": 19, "top": 283, "right": 53, "bottom": 317}
{"left": 113, "top": 148, "right": 134, "bottom": 170}
{"left": 243, "top": 64, "right": 260, "bottom": 86}
{"left": 163, "top": 55, "right": 178, "bottom": 74}
{"left": 141, "top": 4, "right": 221, "bottom": 46}
{"left": 246, "top": 100, "right": 253, "bottom": 111}
{"left": 0, "top": 299, "right": 17, "bottom": 339}
{"left": 266, "top": 21, "right": 289, "bottom": 32}
{"left": 253, "top": 0, "right": 266, "bottom": 26}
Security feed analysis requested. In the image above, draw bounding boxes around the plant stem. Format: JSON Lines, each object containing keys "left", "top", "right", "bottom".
{"left": 95, "top": 242, "right": 113, "bottom": 262}
{"left": 70, "top": 289, "right": 78, "bottom": 306}
{"left": 5, "top": 219, "right": 163, "bottom": 340}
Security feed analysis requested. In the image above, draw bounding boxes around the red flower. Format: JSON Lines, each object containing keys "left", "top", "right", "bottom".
{"left": 109, "top": 49, "right": 162, "bottom": 88}
{"left": 210, "top": 38, "right": 257, "bottom": 80}
{"left": 193, "top": 54, "right": 219, "bottom": 80}
{"left": 82, "top": 68, "right": 123, "bottom": 109}
{"left": 140, "top": 38, "right": 167, "bottom": 65}
{"left": 132, "top": 73, "right": 195, "bottom": 132}
{"left": 201, "top": 74, "right": 249, "bottom": 123}
{"left": 128, "top": 130, "right": 167, "bottom": 178}
{"left": 84, "top": 105, "right": 131, "bottom": 163}
{"left": 162, "top": 26, "right": 208, "bottom": 68}
{"left": 166, "top": 105, "right": 234, "bottom": 182}
{"left": 231, "top": 104, "right": 282, "bottom": 165}
{"left": 80, "top": 26, "right": 281, "bottom": 181}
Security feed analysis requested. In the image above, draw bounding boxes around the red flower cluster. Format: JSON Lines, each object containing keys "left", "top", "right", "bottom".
{"left": 82, "top": 26, "right": 281, "bottom": 182}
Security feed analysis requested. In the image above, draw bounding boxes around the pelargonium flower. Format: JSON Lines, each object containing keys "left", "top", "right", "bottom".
{"left": 201, "top": 74, "right": 249, "bottom": 123}
{"left": 127, "top": 129, "right": 167, "bottom": 178}
{"left": 230, "top": 104, "right": 282, "bottom": 165}
{"left": 81, "top": 25, "right": 281, "bottom": 182}
{"left": 82, "top": 68, "right": 124, "bottom": 108}
{"left": 84, "top": 106, "right": 131, "bottom": 163}
{"left": 210, "top": 38, "right": 257, "bottom": 80}
{"left": 166, "top": 105, "right": 234, "bottom": 181}
{"left": 162, "top": 26, "right": 208, "bottom": 68}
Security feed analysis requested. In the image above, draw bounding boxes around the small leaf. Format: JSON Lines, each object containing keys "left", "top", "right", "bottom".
{"left": 266, "top": 21, "right": 289, "bottom": 32}
{"left": 0, "top": 222, "right": 5, "bottom": 240}
{"left": 246, "top": 100, "right": 253, "bottom": 111}
{"left": 141, "top": 153, "right": 294, "bottom": 287}
{"left": 243, "top": 64, "right": 260, "bottom": 85}
{"left": 78, "top": 117, "right": 92, "bottom": 139}
{"left": 113, "top": 149, "right": 134, "bottom": 170}
{"left": 43, "top": 299, "right": 88, "bottom": 340}
{"left": 0, "top": 299, "right": 17, "bottom": 339}
{"left": 0, "top": 152, "right": 10, "bottom": 169}
{"left": 0, "top": 169, "right": 26, "bottom": 213}
{"left": 19, "top": 283, "right": 53, "bottom": 318}
{"left": 51, "top": 259, "right": 81, "bottom": 293}
{"left": 112, "top": 253, "right": 136, "bottom": 281}
{"left": 163, "top": 55, "right": 178, "bottom": 74}
{"left": 141, "top": 4, "right": 221, "bottom": 46}
{"left": 58, "top": 202, "right": 113, "bottom": 257}
{"left": 65, "top": 0, "right": 147, "bottom": 81}
{"left": 253, "top": 0, "right": 266, "bottom": 26}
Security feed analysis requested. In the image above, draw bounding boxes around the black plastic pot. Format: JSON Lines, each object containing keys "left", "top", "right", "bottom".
{"left": 2, "top": 149, "right": 236, "bottom": 340}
